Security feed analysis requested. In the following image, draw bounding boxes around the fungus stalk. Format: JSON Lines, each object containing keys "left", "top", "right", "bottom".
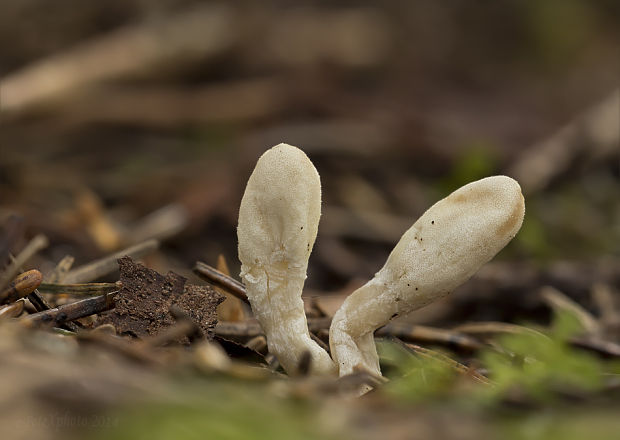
{"left": 237, "top": 144, "right": 335, "bottom": 375}
{"left": 329, "top": 176, "right": 525, "bottom": 377}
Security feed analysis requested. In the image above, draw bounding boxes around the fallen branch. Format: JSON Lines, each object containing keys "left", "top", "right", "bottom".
{"left": 194, "top": 261, "right": 250, "bottom": 305}
{"left": 22, "top": 293, "right": 117, "bottom": 326}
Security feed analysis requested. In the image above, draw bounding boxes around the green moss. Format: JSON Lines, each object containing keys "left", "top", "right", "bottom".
{"left": 478, "top": 310, "right": 604, "bottom": 403}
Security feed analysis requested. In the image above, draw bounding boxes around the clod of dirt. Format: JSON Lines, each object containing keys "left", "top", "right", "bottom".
{"left": 175, "top": 284, "right": 224, "bottom": 340}
{"left": 97, "top": 256, "right": 224, "bottom": 341}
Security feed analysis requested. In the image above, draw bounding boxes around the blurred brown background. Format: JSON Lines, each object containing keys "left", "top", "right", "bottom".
{"left": 1, "top": 0, "right": 619, "bottom": 316}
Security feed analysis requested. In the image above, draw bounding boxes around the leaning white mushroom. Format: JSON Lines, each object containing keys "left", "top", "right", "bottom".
{"left": 237, "top": 143, "right": 335, "bottom": 375}
{"left": 329, "top": 176, "right": 525, "bottom": 378}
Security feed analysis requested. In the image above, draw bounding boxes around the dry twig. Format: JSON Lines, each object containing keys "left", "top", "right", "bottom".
{"left": 63, "top": 239, "right": 158, "bottom": 283}
{"left": 0, "top": 235, "right": 48, "bottom": 291}
{"left": 37, "top": 282, "right": 121, "bottom": 296}
{"left": 194, "top": 261, "right": 250, "bottom": 305}
{"left": 44, "top": 255, "right": 75, "bottom": 283}
{"left": 22, "top": 293, "right": 117, "bottom": 326}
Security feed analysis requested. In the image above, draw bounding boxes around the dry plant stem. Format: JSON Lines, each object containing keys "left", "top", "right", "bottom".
{"left": 214, "top": 254, "right": 248, "bottom": 321}
{"left": 452, "top": 321, "right": 550, "bottom": 340}
{"left": 510, "top": 89, "right": 620, "bottom": 193}
{"left": 22, "top": 293, "right": 117, "bottom": 326}
{"left": 540, "top": 286, "right": 601, "bottom": 334}
{"left": 26, "top": 289, "right": 54, "bottom": 313}
{"left": 3, "top": 247, "right": 59, "bottom": 319}
{"left": 44, "top": 255, "right": 75, "bottom": 283}
{"left": 403, "top": 342, "right": 491, "bottom": 385}
{"left": 570, "top": 337, "right": 620, "bottom": 358}
{"left": 376, "top": 323, "right": 483, "bottom": 352}
{"left": 37, "top": 282, "right": 121, "bottom": 295}
{"left": 0, "top": 234, "right": 48, "bottom": 291}
{"left": 330, "top": 176, "right": 525, "bottom": 377}
{"left": 194, "top": 261, "right": 249, "bottom": 305}
{"left": 592, "top": 283, "right": 620, "bottom": 331}
{"left": 128, "top": 204, "right": 189, "bottom": 244}
{"left": 63, "top": 239, "right": 158, "bottom": 283}
{"left": 237, "top": 144, "right": 335, "bottom": 375}
{"left": 0, "top": 270, "right": 43, "bottom": 304}
{"left": 0, "top": 300, "right": 25, "bottom": 319}
{"left": 215, "top": 318, "right": 483, "bottom": 351}
{"left": 215, "top": 318, "right": 330, "bottom": 339}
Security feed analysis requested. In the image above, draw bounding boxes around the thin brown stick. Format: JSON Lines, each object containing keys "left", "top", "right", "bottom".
{"left": 376, "top": 323, "right": 484, "bottom": 351}
{"left": 193, "top": 261, "right": 250, "bottom": 305}
{"left": 570, "top": 337, "right": 620, "bottom": 358}
{"left": 453, "top": 321, "right": 550, "bottom": 339}
{"left": 22, "top": 293, "right": 117, "bottom": 326}
{"left": 540, "top": 285, "right": 601, "bottom": 334}
{"left": 215, "top": 318, "right": 483, "bottom": 352}
{"left": 38, "top": 282, "right": 122, "bottom": 295}
{"left": 63, "top": 239, "right": 159, "bottom": 283}
{"left": 403, "top": 342, "right": 491, "bottom": 385}
{"left": 0, "top": 234, "right": 48, "bottom": 291}
{"left": 4, "top": 241, "right": 79, "bottom": 330}
{"left": 215, "top": 318, "right": 332, "bottom": 340}
{"left": 0, "top": 299, "right": 26, "bottom": 319}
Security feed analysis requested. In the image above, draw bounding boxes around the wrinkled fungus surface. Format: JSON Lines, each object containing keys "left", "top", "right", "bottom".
{"left": 330, "top": 176, "right": 525, "bottom": 377}
{"left": 237, "top": 144, "right": 335, "bottom": 375}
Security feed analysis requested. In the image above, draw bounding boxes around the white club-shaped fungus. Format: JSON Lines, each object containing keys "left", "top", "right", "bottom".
{"left": 237, "top": 143, "right": 336, "bottom": 375}
{"left": 329, "top": 176, "right": 525, "bottom": 377}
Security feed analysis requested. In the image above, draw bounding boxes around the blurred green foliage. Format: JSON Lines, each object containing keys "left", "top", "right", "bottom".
{"left": 94, "top": 308, "right": 620, "bottom": 440}
{"left": 477, "top": 310, "right": 610, "bottom": 402}
{"left": 96, "top": 378, "right": 341, "bottom": 440}
{"left": 380, "top": 309, "right": 619, "bottom": 405}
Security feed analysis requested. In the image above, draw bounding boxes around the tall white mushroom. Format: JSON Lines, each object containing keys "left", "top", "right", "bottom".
{"left": 329, "top": 176, "right": 525, "bottom": 377}
{"left": 237, "top": 143, "right": 335, "bottom": 375}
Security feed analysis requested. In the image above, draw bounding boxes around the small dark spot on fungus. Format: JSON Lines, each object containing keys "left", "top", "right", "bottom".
{"left": 415, "top": 287, "right": 418, "bottom": 291}
{"left": 407, "top": 283, "right": 410, "bottom": 287}
{"left": 431, "top": 220, "right": 434, "bottom": 224}
{"left": 300, "top": 226, "right": 303, "bottom": 230}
